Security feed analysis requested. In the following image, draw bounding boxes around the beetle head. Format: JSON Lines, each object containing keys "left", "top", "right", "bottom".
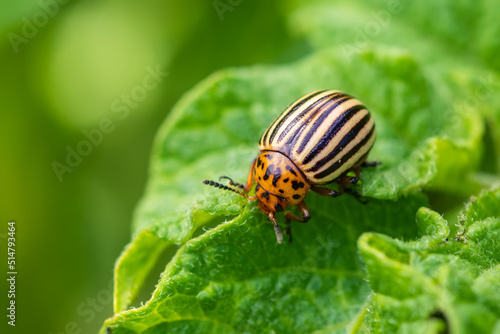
{"left": 253, "top": 151, "right": 310, "bottom": 213}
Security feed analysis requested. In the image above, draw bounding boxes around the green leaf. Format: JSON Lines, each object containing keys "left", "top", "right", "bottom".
{"left": 358, "top": 188, "right": 500, "bottom": 333}
{"left": 113, "top": 230, "right": 171, "bottom": 313}
{"left": 104, "top": 193, "right": 427, "bottom": 333}
{"left": 101, "top": 43, "right": 492, "bottom": 333}
{"left": 285, "top": 0, "right": 500, "bottom": 73}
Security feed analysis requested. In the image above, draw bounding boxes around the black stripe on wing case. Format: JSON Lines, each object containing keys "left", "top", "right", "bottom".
{"left": 294, "top": 94, "right": 351, "bottom": 155}
{"left": 302, "top": 103, "right": 366, "bottom": 165}
{"left": 277, "top": 92, "right": 346, "bottom": 147}
{"left": 264, "top": 90, "right": 325, "bottom": 146}
{"left": 306, "top": 111, "right": 371, "bottom": 172}
{"left": 313, "top": 126, "right": 375, "bottom": 179}
{"left": 271, "top": 91, "right": 337, "bottom": 145}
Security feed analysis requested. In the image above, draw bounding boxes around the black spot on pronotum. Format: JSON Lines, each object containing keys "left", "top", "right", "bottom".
{"left": 264, "top": 164, "right": 275, "bottom": 181}
{"left": 429, "top": 310, "right": 449, "bottom": 334}
{"left": 283, "top": 178, "right": 289, "bottom": 183}
{"left": 279, "top": 189, "right": 284, "bottom": 193}
{"left": 285, "top": 165, "right": 297, "bottom": 176}
{"left": 292, "top": 194, "right": 301, "bottom": 200}
{"left": 275, "top": 203, "right": 283, "bottom": 212}
{"left": 291, "top": 181, "right": 305, "bottom": 190}
{"left": 272, "top": 167, "right": 282, "bottom": 187}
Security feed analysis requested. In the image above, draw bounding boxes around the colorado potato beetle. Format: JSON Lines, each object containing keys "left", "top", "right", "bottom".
{"left": 203, "top": 90, "right": 378, "bottom": 243}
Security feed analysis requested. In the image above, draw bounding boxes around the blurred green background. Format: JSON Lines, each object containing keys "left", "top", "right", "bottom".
{"left": 1, "top": 0, "right": 500, "bottom": 333}
{"left": 0, "top": 1, "right": 296, "bottom": 333}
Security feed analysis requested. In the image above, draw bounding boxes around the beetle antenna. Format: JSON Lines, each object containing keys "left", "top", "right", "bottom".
{"left": 219, "top": 176, "right": 245, "bottom": 189}
{"left": 202, "top": 180, "right": 256, "bottom": 200}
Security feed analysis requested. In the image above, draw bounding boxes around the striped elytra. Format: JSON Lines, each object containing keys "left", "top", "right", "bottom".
{"left": 203, "top": 90, "right": 378, "bottom": 244}
{"left": 259, "top": 90, "right": 376, "bottom": 185}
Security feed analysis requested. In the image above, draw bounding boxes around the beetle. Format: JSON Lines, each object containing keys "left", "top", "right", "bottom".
{"left": 203, "top": 90, "right": 378, "bottom": 243}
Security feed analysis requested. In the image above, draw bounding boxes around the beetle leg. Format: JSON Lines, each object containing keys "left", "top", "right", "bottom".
{"left": 284, "top": 201, "right": 311, "bottom": 242}
{"left": 338, "top": 173, "right": 359, "bottom": 188}
{"left": 343, "top": 188, "right": 368, "bottom": 204}
{"left": 353, "top": 166, "right": 361, "bottom": 179}
{"left": 311, "top": 185, "right": 341, "bottom": 198}
{"left": 339, "top": 179, "right": 368, "bottom": 204}
{"left": 243, "top": 158, "right": 256, "bottom": 192}
{"left": 335, "top": 160, "right": 378, "bottom": 204}
{"left": 362, "top": 160, "right": 380, "bottom": 168}
{"left": 268, "top": 212, "right": 283, "bottom": 244}
{"left": 313, "top": 174, "right": 367, "bottom": 205}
